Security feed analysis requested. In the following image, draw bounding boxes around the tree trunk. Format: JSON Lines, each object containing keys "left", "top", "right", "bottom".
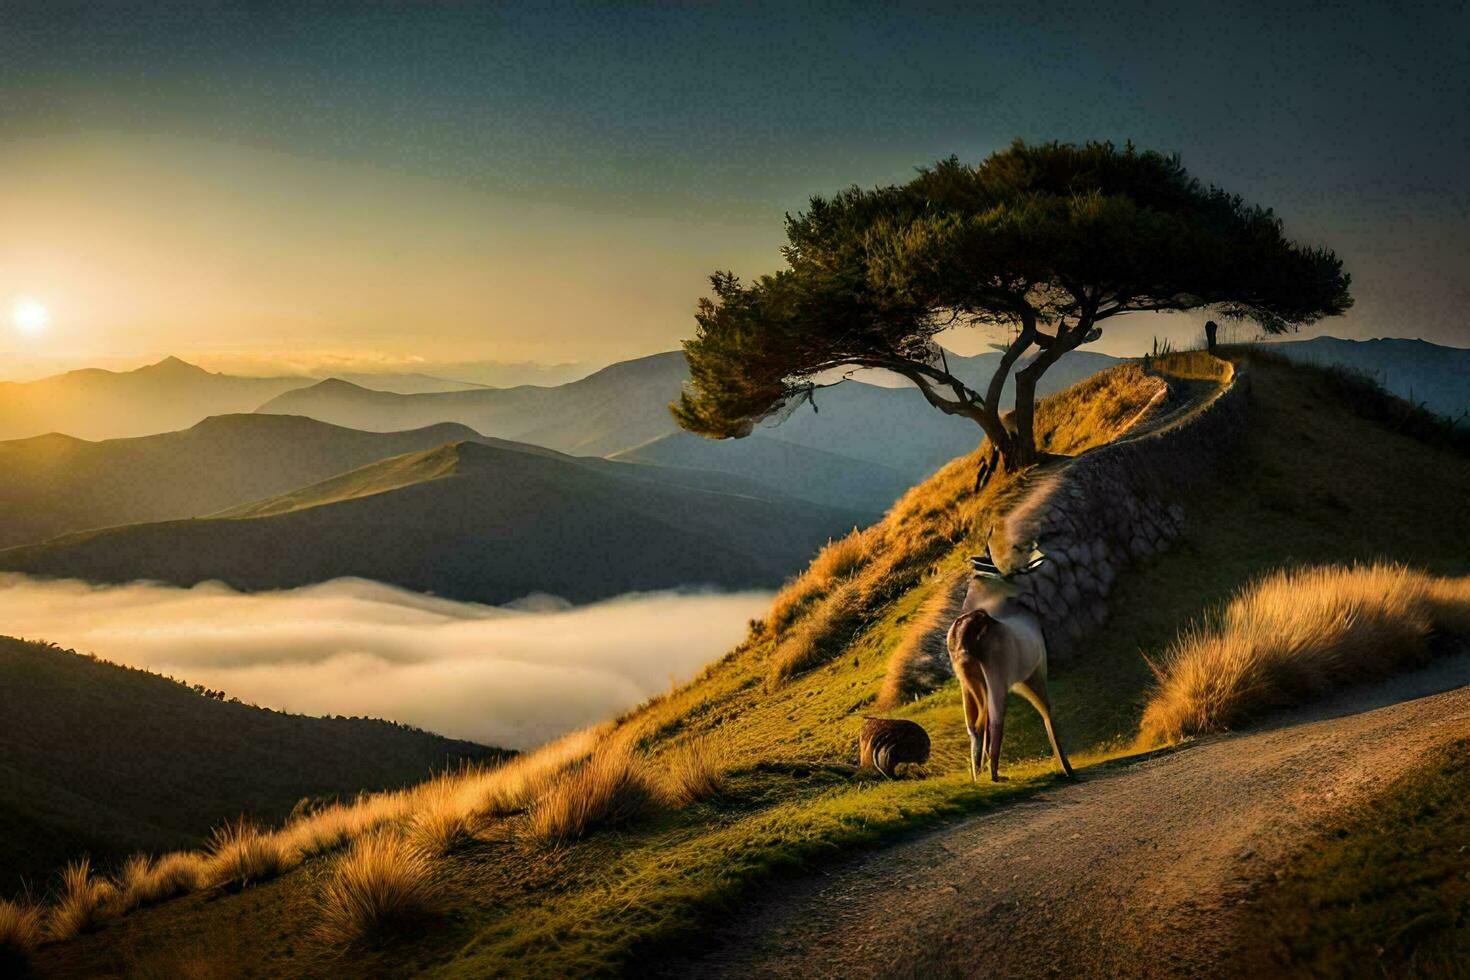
{"left": 1008, "top": 366, "right": 1041, "bottom": 468}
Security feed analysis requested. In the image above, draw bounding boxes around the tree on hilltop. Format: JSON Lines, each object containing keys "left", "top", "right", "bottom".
{"left": 674, "top": 140, "right": 1352, "bottom": 474}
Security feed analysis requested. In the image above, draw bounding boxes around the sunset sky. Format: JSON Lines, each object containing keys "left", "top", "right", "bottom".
{"left": 2, "top": 1, "right": 1467, "bottom": 380}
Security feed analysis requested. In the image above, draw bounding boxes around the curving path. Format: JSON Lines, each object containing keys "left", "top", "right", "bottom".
{"left": 646, "top": 653, "right": 1470, "bottom": 979}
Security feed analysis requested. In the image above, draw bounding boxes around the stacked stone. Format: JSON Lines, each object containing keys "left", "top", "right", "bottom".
{"left": 1000, "top": 368, "right": 1251, "bottom": 663}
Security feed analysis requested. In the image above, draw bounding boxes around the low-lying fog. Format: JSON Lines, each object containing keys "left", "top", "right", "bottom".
{"left": 0, "top": 574, "right": 770, "bottom": 750}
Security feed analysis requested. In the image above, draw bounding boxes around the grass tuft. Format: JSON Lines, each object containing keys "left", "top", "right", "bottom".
{"left": 405, "top": 776, "right": 476, "bottom": 856}
{"left": 316, "top": 832, "right": 439, "bottom": 946}
{"left": 0, "top": 896, "right": 43, "bottom": 969}
{"left": 47, "top": 857, "right": 115, "bottom": 941}
{"left": 661, "top": 737, "right": 729, "bottom": 806}
{"left": 767, "top": 580, "right": 865, "bottom": 688}
{"left": 206, "top": 819, "right": 294, "bottom": 889}
{"left": 878, "top": 569, "right": 968, "bottom": 708}
{"left": 527, "top": 745, "right": 663, "bottom": 846}
{"left": 112, "top": 853, "right": 203, "bottom": 913}
{"left": 1139, "top": 563, "right": 1470, "bottom": 746}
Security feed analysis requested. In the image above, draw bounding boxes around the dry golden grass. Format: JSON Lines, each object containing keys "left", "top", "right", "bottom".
{"left": 877, "top": 569, "right": 970, "bottom": 709}
{"left": 316, "top": 831, "right": 439, "bottom": 946}
{"left": 1035, "top": 361, "right": 1170, "bottom": 456}
{"left": 0, "top": 896, "right": 43, "bottom": 967}
{"left": 206, "top": 819, "right": 294, "bottom": 889}
{"left": 47, "top": 858, "right": 115, "bottom": 941}
{"left": 112, "top": 853, "right": 202, "bottom": 913}
{"left": 279, "top": 796, "right": 395, "bottom": 860}
{"left": 767, "top": 580, "right": 865, "bottom": 688}
{"left": 661, "top": 736, "right": 729, "bottom": 806}
{"left": 765, "top": 527, "right": 873, "bottom": 635}
{"left": 1139, "top": 563, "right": 1470, "bottom": 746}
{"left": 467, "top": 723, "right": 609, "bottom": 817}
{"left": 405, "top": 775, "right": 476, "bottom": 856}
{"left": 527, "top": 745, "right": 663, "bottom": 847}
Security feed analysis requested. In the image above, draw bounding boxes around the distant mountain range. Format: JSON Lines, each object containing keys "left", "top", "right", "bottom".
{"left": 0, "top": 634, "right": 500, "bottom": 896}
{"left": 5, "top": 337, "right": 1458, "bottom": 599}
{"left": 0, "top": 356, "right": 312, "bottom": 442}
{"left": 0, "top": 439, "right": 868, "bottom": 603}
{"left": 0, "top": 415, "right": 525, "bottom": 549}
{"left": 0, "top": 357, "right": 571, "bottom": 441}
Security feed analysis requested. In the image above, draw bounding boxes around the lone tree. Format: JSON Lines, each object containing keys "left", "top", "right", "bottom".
{"left": 674, "top": 140, "right": 1351, "bottom": 473}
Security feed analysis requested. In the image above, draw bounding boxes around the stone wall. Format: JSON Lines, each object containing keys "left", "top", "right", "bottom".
{"left": 968, "top": 364, "right": 1252, "bottom": 662}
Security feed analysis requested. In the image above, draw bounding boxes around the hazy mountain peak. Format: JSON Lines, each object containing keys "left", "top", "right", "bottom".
{"left": 140, "top": 355, "right": 209, "bottom": 376}
{"left": 310, "top": 377, "right": 376, "bottom": 394}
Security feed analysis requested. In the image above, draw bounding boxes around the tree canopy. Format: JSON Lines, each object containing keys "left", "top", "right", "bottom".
{"left": 675, "top": 140, "right": 1352, "bottom": 470}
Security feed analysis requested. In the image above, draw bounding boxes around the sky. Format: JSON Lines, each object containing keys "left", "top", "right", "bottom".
{"left": 2, "top": 1, "right": 1467, "bottom": 380}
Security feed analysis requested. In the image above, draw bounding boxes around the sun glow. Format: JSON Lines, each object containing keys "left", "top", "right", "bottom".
{"left": 11, "top": 297, "right": 49, "bottom": 336}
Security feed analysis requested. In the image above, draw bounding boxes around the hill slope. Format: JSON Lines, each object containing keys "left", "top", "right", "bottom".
{"left": 0, "top": 414, "right": 525, "bottom": 549}
{"left": 30, "top": 352, "right": 1470, "bottom": 978}
{"left": 1264, "top": 335, "right": 1470, "bottom": 422}
{"left": 0, "top": 635, "right": 501, "bottom": 896}
{"left": 0, "top": 441, "right": 869, "bottom": 602}
{"left": 0, "top": 357, "right": 314, "bottom": 441}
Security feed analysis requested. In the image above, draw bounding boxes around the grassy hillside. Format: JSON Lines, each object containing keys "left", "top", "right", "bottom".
{"left": 0, "top": 440, "right": 869, "bottom": 603}
{"left": 1265, "top": 335, "right": 1470, "bottom": 424}
{"left": 27, "top": 351, "right": 1470, "bottom": 978}
{"left": 0, "top": 636, "right": 502, "bottom": 898}
{"left": 0, "top": 414, "right": 531, "bottom": 549}
{"left": 0, "top": 357, "right": 312, "bottom": 442}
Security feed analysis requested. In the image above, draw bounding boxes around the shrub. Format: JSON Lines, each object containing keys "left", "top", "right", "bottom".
{"left": 206, "top": 819, "right": 294, "bottom": 889}
{"left": 316, "top": 832, "right": 438, "bottom": 946}
{"left": 1139, "top": 563, "right": 1470, "bottom": 746}
{"left": 47, "top": 857, "right": 115, "bottom": 940}
{"left": 0, "top": 897, "right": 42, "bottom": 969}
{"left": 767, "top": 580, "right": 865, "bottom": 687}
{"left": 527, "top": 745, "right": 662, "bottom": 846}
{"left": 661, "top": 737, "right": 728, "bottom": 806}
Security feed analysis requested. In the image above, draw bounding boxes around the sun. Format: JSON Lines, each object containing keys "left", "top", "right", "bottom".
{"left": 12, "top": 297, "right": 49, "bottom": 336}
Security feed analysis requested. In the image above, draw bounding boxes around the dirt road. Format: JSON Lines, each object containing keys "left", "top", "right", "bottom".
{"left": 649, "top": 654, "right": 1470, "bottom": 979}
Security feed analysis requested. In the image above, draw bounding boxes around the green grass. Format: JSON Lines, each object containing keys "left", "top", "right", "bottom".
{"left": 1226, "top": 738, "right": 1470, "bottom": 978}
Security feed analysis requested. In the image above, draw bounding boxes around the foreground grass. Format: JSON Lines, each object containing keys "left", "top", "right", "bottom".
{"left": 1139, "top": 563, "right": 1470, "bottom": 745}
{"left": 1227, "top": 738, "right": 1470, "bottom": 978}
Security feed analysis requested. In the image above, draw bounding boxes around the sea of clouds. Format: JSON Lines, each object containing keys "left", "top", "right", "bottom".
{"left": 0, "top": 574, "right": 770, "bottom": 750}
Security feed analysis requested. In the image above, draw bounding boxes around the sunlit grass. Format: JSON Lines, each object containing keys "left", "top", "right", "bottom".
{"left": 0, "top": 896, "right": 43, "bottom": 968}
{"left": 46, "top": 858, "right": 115, "bottom": 941}
{"left": 316, "top": 831, "right": 440, "bottom": 946}
{"left": 1138, "top": 563, "right": 1470, "bottom": 746}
